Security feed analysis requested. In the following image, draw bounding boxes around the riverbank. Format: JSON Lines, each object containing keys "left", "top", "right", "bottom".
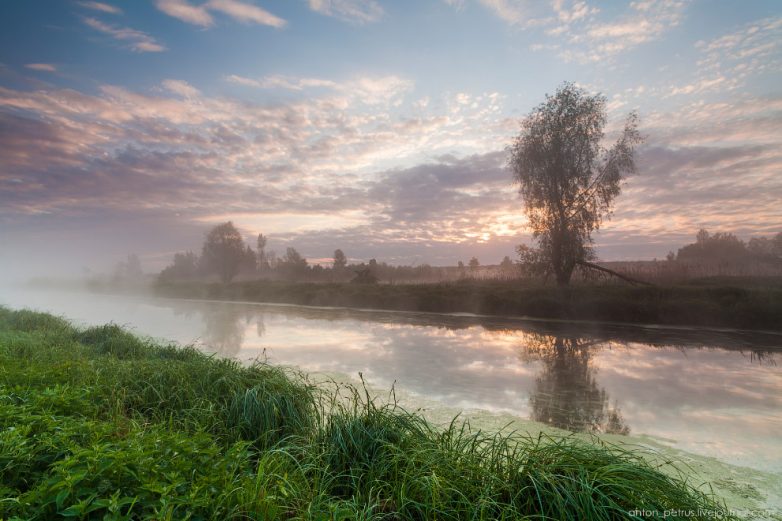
{"left": 0, "top": 306, "right": 744, "bottom": 520}
{"left": 155, "top": 278, "right": 782, "bottom": 331}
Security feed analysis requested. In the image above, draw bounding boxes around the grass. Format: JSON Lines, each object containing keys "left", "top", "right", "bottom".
{"left": 156, "top": 277, "right": 782, "bottom": 331}
{"left": 0, "top": 306, "right": 739, "bottom": 520}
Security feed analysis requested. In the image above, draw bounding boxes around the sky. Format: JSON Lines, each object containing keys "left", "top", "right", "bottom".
{"left": 0, "top": 0, "right": 781, "bottom": 277}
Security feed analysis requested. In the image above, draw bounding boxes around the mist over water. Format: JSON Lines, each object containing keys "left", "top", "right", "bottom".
{"left": 3, "top": 286, "right": 780, "bottom": 474}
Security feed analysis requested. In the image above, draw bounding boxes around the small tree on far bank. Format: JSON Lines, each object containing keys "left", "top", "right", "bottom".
{"left": 280, "top": 247, "right": 308, "bottom": 279}
{"left": 257, "top": 234, "right": 269, "bottom": 271}
{"left": 159, "top": 251, "right": 198, "bottom": 282}
{"left": 201, "top": 221, "right": 246, "bottom": 283}
{"left": 508, "top": 82, "right": 642, "bottom": 286}
{"left": 333, "top": 249, "right": 347, "bottom": 271}
{"left": 468, "top": 257, "right": 480, "bottom": 274}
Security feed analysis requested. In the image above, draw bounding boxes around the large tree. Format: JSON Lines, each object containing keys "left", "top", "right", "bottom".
{"left": 201, "top": 221, "right": 246, "bottom": 283}
{"left": 509, "top": 82, "right": 642, "bottom": 286}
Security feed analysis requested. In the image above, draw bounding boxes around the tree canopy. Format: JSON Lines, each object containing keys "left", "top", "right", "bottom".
{"left": 676, "top": 229, "right": 782, "bottom": 263}
{"left": 333, "top": 249, "right": 347, "bottom": 271}
{"left": 509, "top": 82, "right": 642, "bottom": 285}
{"left": 201, "top": 221, "right": 246, "bottom": 283}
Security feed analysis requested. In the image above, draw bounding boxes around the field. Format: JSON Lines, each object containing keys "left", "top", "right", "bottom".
{"left": 155, "top": 277, "right": 782, "bottom": 331}
{"left": 0, "top": 306, "right": 739, "bottom": 520}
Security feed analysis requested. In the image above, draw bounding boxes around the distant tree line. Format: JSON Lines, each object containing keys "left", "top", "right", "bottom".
{"left": 159, "top": 221, "right": 518, "bottom": 284}
{"left": 671, "top": 229, "right": 782, "bottom": 264}
{"left": 157, "top": 222, "right": 781, "bottom": 287}
{"left": 160, "top": 222, "right": 313, "bottom": 284}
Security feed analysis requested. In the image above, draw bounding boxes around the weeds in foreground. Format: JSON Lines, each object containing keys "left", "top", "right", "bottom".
{"left": 0, "top": 306, "right": 737, "bottom": 520}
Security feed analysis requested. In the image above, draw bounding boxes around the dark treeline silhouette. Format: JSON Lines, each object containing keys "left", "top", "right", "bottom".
{"left": 603, "top": 229, "right": 782, "bottom": 283}
{"left": 675, "top": 229, "right": 782, "bottom": 264}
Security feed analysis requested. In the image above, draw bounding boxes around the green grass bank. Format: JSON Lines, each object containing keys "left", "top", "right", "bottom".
{"left": 155, "top": 278, "right": 782, "bottom": 331}
{"left": 0, "top": 306, "right": 739, "bottom": 520}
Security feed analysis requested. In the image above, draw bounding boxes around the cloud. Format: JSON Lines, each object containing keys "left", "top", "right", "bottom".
{"left": 591, "top": 95, "right": 782, "bottom": 251}
{"left": 83, "top": 17, "right": 166, "bottom": 52}
{"left": 456, "top": 0, "right": 596, "bottom": 28}
{"left": 474, "top": 0, "right": 532, "bottom": 26}
{"left": 1, "top": 74, "right": 779, "bottom": 265}
{"left": 550, "top": 0, "right": 596, "bottom": 24}
{"left": 155, "top": 0, "right": 286, "bottom": 28}
{"left": 154, "top": 0, "right": 214, "bottom": 27}
{"left": 696, "top": 15, "right": 782, "bottom": 58}
{"left": 162, "top": 79, "right": 201, "bottom": 98}
{"left": 604, "top": 142, "right": 782, "bottom": 248}
{"left": 667, "top": 16, "right": 782, "bottom": 97}
{"left": 0, "top": 76, "right": 511, "bottom": 258}
{"left": 363, "top": 152, "right": 523, "bottom": 247}
{"left": 370, "top": 152, "right": 508, "bottom": 222}
{"left": 0, "top": 78, "right": 483, "bottom": 216}
{"left": 77, "top": 1, "right": 123, "bottom": 15}
{"left": 225, "top": 73, "right": 414, "bottom": 105}
{"left": 442, "top": 0, "right": 466, "bottom": 10}
{"left": 308, "top": 0, "right": 384, "bottom": 24}
{"left": 205, "top": 0, "right": 286, "bottom": 27}
{"left": 466, "top": 0, "right": 686, "bottom": 63}
{"left": 25, "top": 63, "right": 57, "bottom": 72}
{"left": 555, "top": 0, "right": 689, "bottom": 63}
{"left": 226, "top": 74, "right": 337, "bottom": 90}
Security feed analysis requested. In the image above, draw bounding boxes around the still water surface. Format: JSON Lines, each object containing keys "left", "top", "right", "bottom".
{"left": 3, "top": 289, "right": 781, "bottom": 473}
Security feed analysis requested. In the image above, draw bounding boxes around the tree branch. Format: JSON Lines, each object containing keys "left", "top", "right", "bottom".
{"left": 575, "top": 260, "right": 654, "bottom": 286}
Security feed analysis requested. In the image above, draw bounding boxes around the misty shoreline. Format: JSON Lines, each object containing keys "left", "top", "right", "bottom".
{"left": 152, "top": 279, "right": 782, "bottom": 332}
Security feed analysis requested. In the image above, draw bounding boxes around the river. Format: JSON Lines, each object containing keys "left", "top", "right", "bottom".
{"left": 2, "top": 288, "right": 781, "bottom": 479}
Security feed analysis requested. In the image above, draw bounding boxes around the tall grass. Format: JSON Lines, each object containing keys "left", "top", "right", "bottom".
{"left": 0, "top": 306, "right": 737, "bottom": 520}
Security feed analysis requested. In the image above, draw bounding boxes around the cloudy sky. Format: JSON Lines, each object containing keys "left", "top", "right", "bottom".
{"left": 1, "top": 0, "right": 780, "bottom": 276}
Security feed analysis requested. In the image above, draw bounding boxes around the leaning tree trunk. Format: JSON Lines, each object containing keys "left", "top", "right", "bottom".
{"left": 576, "top": 260, "right": 653, "bottom": 286}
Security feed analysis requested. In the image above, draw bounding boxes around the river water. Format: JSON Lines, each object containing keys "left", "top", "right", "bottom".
{"left": 2, "top": 288, "right": 781, "bottom": 475}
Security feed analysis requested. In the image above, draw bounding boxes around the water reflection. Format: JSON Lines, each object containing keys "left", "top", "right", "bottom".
{"left": 170, "top": 304, "right": 266, "bottom": 358}
{"left": 521, "top": 333, "right": 629, "bottom": 435}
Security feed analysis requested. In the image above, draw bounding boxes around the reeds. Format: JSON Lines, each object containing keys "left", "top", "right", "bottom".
{"left": 0, "top": 306, "right": 738, "bottom": 520}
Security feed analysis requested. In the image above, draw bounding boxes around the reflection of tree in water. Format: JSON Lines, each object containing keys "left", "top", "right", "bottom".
{"left": 520, "top": 333, "right": 629, "bottom": 435}
{"left": 256, "top": 313, "right": 266, "bottom": 338}
{"left": 200, "top": 305, "right": 266, "bottom": 358}
{"left": 201, "top": 305, "right": 244, "bottom": 357}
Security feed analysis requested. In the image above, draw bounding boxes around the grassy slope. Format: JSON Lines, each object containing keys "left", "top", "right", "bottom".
{"left": 0, "top": 307, "right": 738, "bottom": 520}
{"left": 156, "top": 278, "right": 782, "bottom": 331}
